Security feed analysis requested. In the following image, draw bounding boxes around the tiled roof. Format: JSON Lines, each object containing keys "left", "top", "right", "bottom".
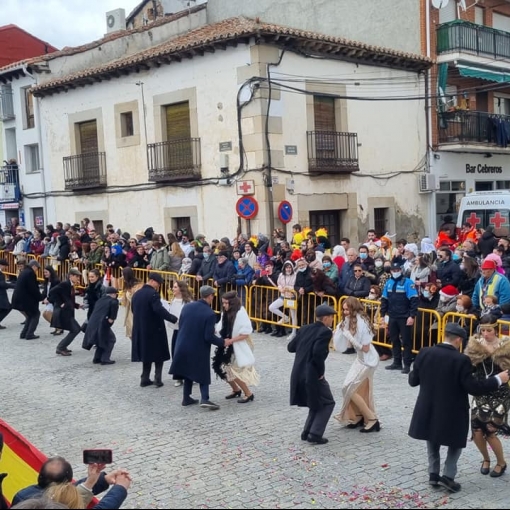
{"left": 32, "top": 17, "right": 432, "bottom": 96}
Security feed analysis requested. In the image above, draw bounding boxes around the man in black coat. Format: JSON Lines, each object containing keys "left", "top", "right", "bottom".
{"left": 288, "top": 304, "right": 336, "bottom": 445}
{"left": 131, "top": 272, "right": 177, "bottom": 387}
{"left": 170, "top": 285, "right": 226, "bottom": 410}
{"left": 0, "top": 259, "right": 14, "bottom": 328}
{"left": 196, "top": 245, "right": 216, "bottom": 285}
{"left": 50, "top": 268, "right": 82, "bottom": 356}
{"left": 436, "top": 248, "right": 462, "bottom": 288}
{"left": 294, "top": 258, "right": 314, "bottom": 326}
{"left": 408, "top": 322, "right": 509, "bottom": 493}
{"left": 12, "top": 260, "right": 43, "bottom": 339}
{"left": 82, "top": 287, "right": 119, "bottom": 365}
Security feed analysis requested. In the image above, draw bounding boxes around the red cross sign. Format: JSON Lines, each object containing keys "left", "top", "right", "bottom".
{"left": 489, "top": 211, "right": 508, "bottom": 229}
{"left": 236, "top": 180, "right": 255, "bottom": 196}
{"left": 466, "top": 212, "right": 481, "bottom": 228}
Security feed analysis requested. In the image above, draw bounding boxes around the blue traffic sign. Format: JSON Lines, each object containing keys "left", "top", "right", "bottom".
{"left": 236, "top": 196, "right": 259, "bottom": 220}
{"left": 278, "top": 201, "right": 293, "bottom": 224}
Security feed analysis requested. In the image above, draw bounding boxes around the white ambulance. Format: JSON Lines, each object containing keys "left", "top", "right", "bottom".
{"left": 457, "top": 191, "right": 510, "bottom": 238}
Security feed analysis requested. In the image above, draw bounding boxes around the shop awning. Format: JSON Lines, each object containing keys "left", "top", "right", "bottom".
{"left": 457, "top": 64, "right": 510, "bottom": 83}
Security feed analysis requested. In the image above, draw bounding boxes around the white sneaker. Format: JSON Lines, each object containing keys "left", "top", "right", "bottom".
{"left": 277, "top": 316, "right": 290, "bottom": 325}
{"left": 174, "top": 381, "right": 183, "bottom": 387}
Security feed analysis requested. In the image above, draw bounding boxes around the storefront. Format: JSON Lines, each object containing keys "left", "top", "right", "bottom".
{"left": 429, "top": 151, "right": 510, "bottom": 231}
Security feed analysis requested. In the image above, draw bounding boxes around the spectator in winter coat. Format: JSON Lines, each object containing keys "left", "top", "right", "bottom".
{"left": 435, "top": 248, "right": 462, "bottom": 288}
{"left": 57, "top": 235, "right": 71, "bottom": 262}
{"left": 477, "top": 226, "right": 498, "bottom": 258}
{"left": 321, "top": 255, "right": 339, "bottom": 285}
{"left": 149, "top": 241, "right": 171, "bottom": 272}
{"left": 343, "top": 264, "right": 371, "bottom": 298}
{"left": 213, "top": 251, "right": 235, "bottom": 298}
{"left": 197, "top": 245, "right": 216, "bottom": 284}
{"left": 233, "top": 258, "right": 254, "bottom": 306}
{"left": 188, "top": 248, "right": 204, "bottom": 276}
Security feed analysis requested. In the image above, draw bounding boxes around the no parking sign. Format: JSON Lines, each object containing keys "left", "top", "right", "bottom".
{"left": 277, "top": 201, "right": 293, "bottom": 224}
{"left": 236, "top": 196, "right": 259, "bottom": 219}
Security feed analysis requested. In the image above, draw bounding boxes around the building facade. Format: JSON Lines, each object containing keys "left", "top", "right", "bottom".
{"left": 424, "top": 0, "right": 510, "bottom": 231}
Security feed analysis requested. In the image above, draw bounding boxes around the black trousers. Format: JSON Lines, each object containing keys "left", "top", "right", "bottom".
{"left": 141, "top": 362, "right": 163, "bottom": 383}
{"left": 0, "top": 306, "right": 11, "bottom": 324}
{"left": 389, "top": 317, "right": 413, "bottom": 367}
{"left": 21, "top": 310, "right": 40, "bottom": 338}
{"left": 93, "top": 331, "right": 116, "bottom": 363}
{"left": 56, "top": 319, "right": 81, "bottom": 350}
{"left": 303, "top": 379, "right": 335, "bottom": 438}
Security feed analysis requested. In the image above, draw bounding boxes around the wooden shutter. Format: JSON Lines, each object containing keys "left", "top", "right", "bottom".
{"left": 166, "top": 102, "right": 191, "bottom": 140}
{"left": 78, "top": 120, "right": 98, "bottom": 153}
{"left": 314, "top": 96, "right": 336, "bottom": 132}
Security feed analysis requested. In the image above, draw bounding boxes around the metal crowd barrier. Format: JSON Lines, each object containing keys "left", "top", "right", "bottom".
{"left": 498, "top": 319, "right": 510, "bottom": 336}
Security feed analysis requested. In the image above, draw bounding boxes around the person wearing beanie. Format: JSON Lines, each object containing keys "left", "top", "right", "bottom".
{"left": 436, "top": 248, "right": 462, "bottom": 288}
{"left": 472, "top": 258, "right": 510, "bottom": 314}
{"left": 428, "top": 285, "right": 460, "bottom": 345}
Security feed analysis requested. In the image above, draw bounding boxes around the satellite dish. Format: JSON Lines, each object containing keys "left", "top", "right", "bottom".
{"left": 431, "top": 0, "right": 450, "bottom": 8}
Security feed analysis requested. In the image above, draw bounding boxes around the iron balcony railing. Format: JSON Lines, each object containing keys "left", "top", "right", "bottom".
{"left": 147, "top": 138, "right": 201, "bottom": 182}
{"left": 0, "top": 164, "right": 20, "bottom": 202}
{"left": 437, "top": 20, "right": 510, "bottom": 61}
{"left": 438, "top": 110, "right": 510, "bottom": 146}
{"left": 0, "top": 88, "right": 15, "bottom": 120}
{"left": 63, "top": 152, "right": 107, "bottom": 191}
{"left": 307, "top": 131, "right": 359, "bottom": 173}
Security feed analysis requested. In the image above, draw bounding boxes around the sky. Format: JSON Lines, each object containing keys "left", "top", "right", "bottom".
{"left": 1, "top": 0, "right": 143, "bottom": 49}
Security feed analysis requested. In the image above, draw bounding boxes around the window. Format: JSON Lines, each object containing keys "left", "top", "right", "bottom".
{"left": 313, "top": 96, "right": 336, "bottom": 132}
{"left": 23, "top": 88, "right": 35, "bottom": 129}
{"left": 24, "top": 144, "right": 40, "bottom": 173}
{"left": 494, "top": 95, "right": 510, "bottom": 115}
{"left": 435, "top": 181, "right": 465, "bottom": 231}
{"left": 496, "top": 181, "right": 510, "bottom": 190}
{"left": 373, "top": 208, "right": 388, "bottom": 237}
{"left": 309, "top": 210, "right": 341, "bottom": 247}
{"left": 475, "top": 6, "right": 484, "bottom": 26}
{"left": 120, "top": 111, "right": 134, "bottom": 137}
{"left": 475, "top": 181, "right": 494, "bottom": 191}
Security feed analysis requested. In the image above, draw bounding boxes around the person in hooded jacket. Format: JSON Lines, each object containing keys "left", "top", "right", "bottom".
{"left": 188, "top": 247, "right": 204, "bottom": 276}
{"left": 57, "top": 235, "right": 71, "bottom": 262}
{"left": 196, "top": 245, "right": 216, "bottom": 285}
{"left": 478, "top": 226, "right": 498, "bottom": 258}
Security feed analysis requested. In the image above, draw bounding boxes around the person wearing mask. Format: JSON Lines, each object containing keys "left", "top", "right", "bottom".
{"left": 288, "top": 304, "right": 337, "bottom": 445}
{"left": 381, "top": 262, "right": 419, "bottom": 374}
{"left": 321, "top": 255, "right": 338, "bottom": 285}
{"left": 196, "top": 245, "right": 216, "bottom": 285}
{"left": 435, "top": 248, "right": 462, "bottom": 288}
{"left": 414, "top": 283, "right": 441, "bottom": 351}
{"left": 213, "top": 251, "right": 235, "bottom": 300}
{"left": 358, "top": 245, "right": 375, "bottom": 273}
{"left": 429, "top": 285, "right": 459, "bottom": 346}
{"left": 371, "top": 256, "right": 386, "bottom": 285}
{"left": 453, "top": 294, "right": 478, "bottom": 349}
{"left": 472, "top": 259, "right": 510, "bottom": 314}
{"left": 458, "top": 256, "right": 480, "bottom": 298}
{"left": 339, "top": 248, "right": 359, "bottom": 295}
{"left": 408, "top": 322, "right": 509, "bottom": 493}
{"left": 409, "top": 253, "right": 431, "bottom": 290}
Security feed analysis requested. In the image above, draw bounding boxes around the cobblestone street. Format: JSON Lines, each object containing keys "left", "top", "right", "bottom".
{"left": 1, "top": 302, "right": 508, "bottom": 509}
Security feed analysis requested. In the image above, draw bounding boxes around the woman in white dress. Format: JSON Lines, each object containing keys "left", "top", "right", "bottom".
{"left": 167, "top": 280, "right": 194, "bottom": 386}
{"left": 213, "top": 291, "right": 259, "bottom": 403}
{"left": 334, "top": 296, "right": 380, "bottom": 432}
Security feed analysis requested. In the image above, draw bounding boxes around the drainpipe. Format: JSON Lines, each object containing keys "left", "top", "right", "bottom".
{"left": 22, "top": 64, "right": 49, "bottom": 225}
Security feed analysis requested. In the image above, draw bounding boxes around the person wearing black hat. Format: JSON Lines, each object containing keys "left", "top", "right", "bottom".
{"left": 408, "top": 322, "right": 509, "bottom": 493}
{"left": 0, "top": 259, "right": 14, "bottom": 329}
{"left": 212, "top": 251, "right": 235, "bottom": 301}
{"left": 82, "top": 287, "right": 120, "bottom": 365}
{"left": 12, "top": 260, "right": 43, "bottom": 340}
{"left": 380, "top": 261, "right": 419, "bottom": 374}
{"left": 288, "top": 304, "right": 336, "bottom": 445}
{"left": 131, "top": 272, "right": 177, "bottom": 387}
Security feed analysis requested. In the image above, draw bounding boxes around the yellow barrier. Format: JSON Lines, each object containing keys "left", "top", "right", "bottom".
{"left": 498, "top": 319, "right": 510, "bottom": 336}
{"left": 441, "top": 312, "right": 478, "bottom": 350}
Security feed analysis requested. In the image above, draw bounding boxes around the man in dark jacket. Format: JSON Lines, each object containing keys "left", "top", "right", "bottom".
{"left": 188, "top": 247, "right": 204, "bottom": 275}
{"left": 196, "top": 245, "right": 216, "bottom": 284}
{"left": 436, "top": 248, "right": 462, "bottom": 288}
{"left": 294, "top": 258, "right": 314, "bottom": 326}
{"left": 12, "top": 260, "right": 43, "bottom": 339}
{"left": 131, "top": 272, "right": 177, "bottom": 387}
{"left": 288, "top": 304, "right": 336, "bottom": 445}
{"left": 51, "top": 268, "right": 82, "bottom": 356}
{"left": 478, "top": 225, "right": 498, "bottom": 258}
{"left": 0, "top": 259, "right": 14, "bottom": 328}
{"left": 170, "top": 285, "right": 226, "bottom": 410}
{"left": 343, "top": 263, "right": 371, "bottom": 298}
{"left": 82, "top": 287, "right": 119, "bottom": 365}
{"left": 212, "top": 251, "right": 235, "bottom": 298}
{"left": 408, "top": 323, "right": 509, "bottom": 493}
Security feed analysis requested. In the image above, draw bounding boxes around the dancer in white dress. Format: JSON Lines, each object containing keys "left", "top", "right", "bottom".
{"left": 334, "top": 296, "right": 380, "bottom": 432}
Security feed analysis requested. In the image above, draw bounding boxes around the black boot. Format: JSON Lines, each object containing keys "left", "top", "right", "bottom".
{"left": 276, "top": 326, "right": 286, "bottom": 337}
{"left": 154, "top": 362, "right": 164, "bottom": 387}
{"left": 264, "top": 324, "right": 273, "bottom": 334}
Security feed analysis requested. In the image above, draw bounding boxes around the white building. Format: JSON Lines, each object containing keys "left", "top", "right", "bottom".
{"left": 2, "top": 7, "right": 432, "bottom": 243}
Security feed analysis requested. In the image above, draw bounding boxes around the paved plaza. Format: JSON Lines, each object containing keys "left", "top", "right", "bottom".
{"left": 1, "top": 300, "right": 508, "bottom": 509}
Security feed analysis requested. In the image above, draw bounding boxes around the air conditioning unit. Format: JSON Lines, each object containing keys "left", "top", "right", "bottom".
{"left": 106, "top": 8, "right": 126, "bottom": 34}
{"left": 418, "top": 173, "right": 437, "bottom": 193}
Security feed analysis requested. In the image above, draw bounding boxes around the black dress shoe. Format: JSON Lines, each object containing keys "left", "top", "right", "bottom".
{"left": 19, "top": 333, "right": 26, "bottom": 339}
{"left": 429, "top": 473, "right": 440, "bottom": 486}
{"left": 346, "top": 418, "right": 364, "bottom": 429}
{"left": 480, "top": 459, "right": 491, "bottom": 475}
{"left": 0, "top": 325, "right": 6, "bottom": 329}
{"left": 182, "top": 398, "right": 199, "bottom": 406}
{"left": 401, "top": 366, "right": 411, "bottom": 374}
{"left": 490, "top": 463, "right": 507, "bottom": 478}
{"left": 154, "top": 380, "right": 164, "bottom": 387}
{"left": 56, "top": 350, "right": 72, "bottom": 356}
{"left": 25, "top": 335, "right": 40, "bottom": 340}
{"left": 101, "top": 360, "right": 116, "bottom": 365}
{"left": 360, "top": 420, "right": 380, "bottom": 433}
{"left": 140, "top": 380, "right": 154, "bottom": 387}
{"left": 238, "top": 394, "right": 254, "bottom": 403}
{"left": 225, "top": 391, "right": 242, "bottom": 400}
{"left": 301, "top": 430, "right": 310, "bottom": 441}
{"left": 438, "top": 476, "right": 461, "bottom": 493}
{"left": 307, "top": 434, "right": 328, "bottom": 445}
{"left": 385, "top": 363, "right": 402, "bottom": 371}
{"left": 92, "top": 359, "right": 101, "bottom": 364}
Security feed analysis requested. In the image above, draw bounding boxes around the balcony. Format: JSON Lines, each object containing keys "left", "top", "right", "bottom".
{"left": 0, "top": 88, "right": 15, "bottom": 120}
{"left": 147, "top": 138, "right": 201, "bottom": 182}
{"left": 437, "top": 20, "right": 510, "bottom": 62}
{"left": 307, "top": 131, "right": 359, "bottom": 174}
{"left": 63, "top": 152, "right": 107, "bottom": 191}
{"left": 438, "top": 110, "right": 510, "bottom": 151}
{"left": 0, "top": 164, "right": 20, "bottom": 203}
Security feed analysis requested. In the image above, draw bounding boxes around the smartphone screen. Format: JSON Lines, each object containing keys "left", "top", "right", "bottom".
{"left": 83, "top": 449, "right": 113, "bottom": 464}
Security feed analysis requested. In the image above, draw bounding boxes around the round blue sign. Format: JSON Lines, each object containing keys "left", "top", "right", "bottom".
{"left": 278, "top": 201, "right": 293, "bottom": 224}
{"left": 236, "top": 196, "right": 259, "bottom": 220}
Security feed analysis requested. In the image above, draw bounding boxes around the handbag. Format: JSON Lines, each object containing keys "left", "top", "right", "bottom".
{"left": 283, "top": 298, "right": 297, "bottom": 310}
{"left": 361, "top": 345, "right": 379, "bottom": 368}
{"left": 233, "top": 340, "right": 256, "bottom": 368}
